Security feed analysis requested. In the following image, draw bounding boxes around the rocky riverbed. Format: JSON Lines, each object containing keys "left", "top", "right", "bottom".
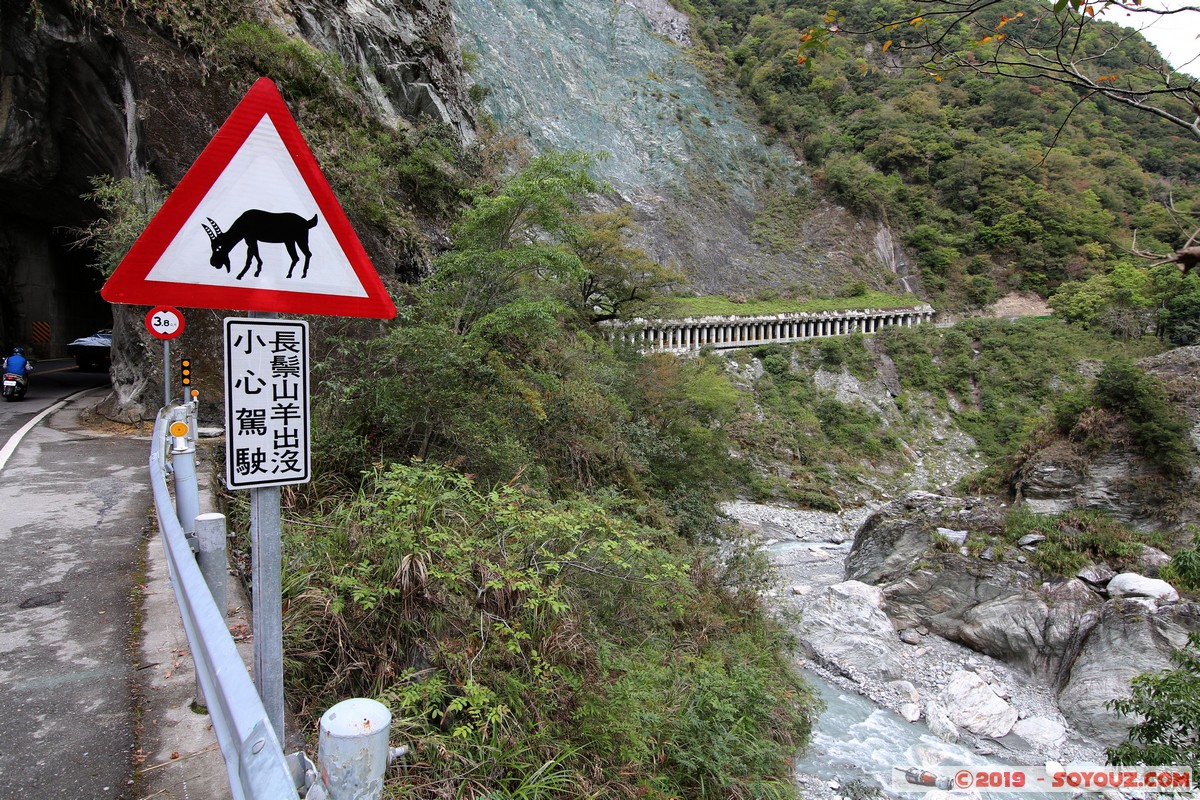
{"left": 722, "top": 499, "right": 1115, "bottom": 798}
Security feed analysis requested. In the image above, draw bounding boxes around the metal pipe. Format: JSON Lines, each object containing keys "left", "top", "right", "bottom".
{"left": 171, "top": 412, "right": 201, "bottom": 542}
{"left": 317, "top": 698, "right": 392, "bottom": 800}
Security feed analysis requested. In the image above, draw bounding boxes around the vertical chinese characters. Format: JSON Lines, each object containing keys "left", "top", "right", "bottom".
{"left": 224, "top": 320, "right": 310, "bottom": 489}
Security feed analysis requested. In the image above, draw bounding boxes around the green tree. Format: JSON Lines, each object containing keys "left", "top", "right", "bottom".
{"left": 807, "top": 1, "right": 1200, "bottom": 142}
{"left": 801, "top": 0, "right": 1200, "bottom": 276}
{"left": 74, "top": 174, "right": 165, "bottom": 277}
{"left": 1048, "top": 274, "right": 1116, "bottom": 326}
{"left": 1164, "top": 291, "right": 1200, "bottom": 345}
{"left": 429, "top": 151, "right": 600, "bottom": 333}
{"left": 1108, "top": 633, "right": 1200, "bottom": 771}
{"left": 1093, "top": 358, "right": 1193, "bottom": 478}
{"left": 569, "top": 207, "right": 681, "bottom": 322}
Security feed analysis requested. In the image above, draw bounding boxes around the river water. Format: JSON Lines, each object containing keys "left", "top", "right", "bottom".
{"left": 722, "top": 501, "right": 1084, "bottom": 800}
{"left": 796, "top": 669, "right": 1064, "bottom": 800}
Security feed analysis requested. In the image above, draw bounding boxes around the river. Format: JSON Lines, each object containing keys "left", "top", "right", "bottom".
{"left": 797, "top": 668, "right": 1066, "bottom": 800}
{"left": 720, "top": 500, "right": 1109, "bottom": 800}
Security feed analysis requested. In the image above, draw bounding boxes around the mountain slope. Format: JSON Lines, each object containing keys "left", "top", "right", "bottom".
{"left": 452, "top": 0, "right": 924, "bottom": 297}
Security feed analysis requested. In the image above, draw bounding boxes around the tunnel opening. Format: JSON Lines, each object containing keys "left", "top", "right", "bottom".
{"left": 0, "top": 207, "right": 112, "bottom": 360}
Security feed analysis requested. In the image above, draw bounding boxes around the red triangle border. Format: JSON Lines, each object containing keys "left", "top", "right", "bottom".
{"left": 101, "top": 77, "right": 397, "bottom": 319}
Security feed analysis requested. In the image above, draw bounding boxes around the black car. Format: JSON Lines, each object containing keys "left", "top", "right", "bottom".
{"left": 67, "top": 329, "right": 113, "bottom": 371}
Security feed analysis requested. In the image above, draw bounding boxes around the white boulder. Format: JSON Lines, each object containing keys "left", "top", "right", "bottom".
{"left": 939, "top": 670, "right": 1018, "bottom": 738}
{"left": 797, "top": 580, "right": 903, "bottom": 679}
{"left": 924, "top": 701, "right": 960, "bottom": 743}
{"left": 1107, "top": 573, "right": 1179, "bottom": 603}
{"left": 1012, "top": 717, "right": 1067, "bottom": 753}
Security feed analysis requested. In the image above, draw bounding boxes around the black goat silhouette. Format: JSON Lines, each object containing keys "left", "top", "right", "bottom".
{"left": 202, "top": 210, "right": 318, "bottom": 280}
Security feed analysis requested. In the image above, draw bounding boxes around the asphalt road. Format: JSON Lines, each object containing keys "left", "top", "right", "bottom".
{"left": 0, "top": 359, "right": 111, "bottom": 441}
{"left": 0, "top": 363, "right": 152, "bottom": 798}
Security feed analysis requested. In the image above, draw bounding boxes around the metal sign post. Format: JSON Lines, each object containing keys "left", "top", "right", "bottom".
{"left": 251, "top": 481, "right": 284, "bottom": 741}
{"left": 224, "top": 314, "right": 310, "bottom": 743}
{"left": 163, "top": 341, "right": 171, "bottom": 408}
{"left": 146, "top": 306, "right": 186, "bottom": 408}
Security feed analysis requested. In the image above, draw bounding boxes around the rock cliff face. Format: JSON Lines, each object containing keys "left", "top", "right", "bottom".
{"left": 1013, "top": 346, "right": 1200, "bottom": 529}
{"left": 846, "top": 491, "right": 1200, "bottom": 747}
{"left": 276, "top": 0, "right": 475, "bottom": 141}
{"left": 451, "top": 0, "right": 920, "bottom": 297}
{"left": 0, "top": 2, "right": 139, "bottom": 351}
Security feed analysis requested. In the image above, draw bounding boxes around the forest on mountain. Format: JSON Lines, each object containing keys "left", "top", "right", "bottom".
{"left": 674, "top": 0, "right": 1200, "bottom": 340}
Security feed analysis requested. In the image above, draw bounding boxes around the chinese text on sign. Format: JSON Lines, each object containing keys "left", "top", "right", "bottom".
{"left": 224, "top": 318, "right": 310, "bottom": 489}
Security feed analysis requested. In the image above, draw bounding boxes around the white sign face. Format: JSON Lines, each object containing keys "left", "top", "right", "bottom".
{"left": 146, "top": 306, "right": 185, "bottom": 340}
{"left": 146, "top": 116, "right": 368, "bottom": 298}
{"left": 224, "top": 318, "right": 311, "bottom": 490}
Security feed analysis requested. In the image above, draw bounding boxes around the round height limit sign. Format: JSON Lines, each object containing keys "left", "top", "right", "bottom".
{"left": 146, "top": 306, "right": 185, "bottom": 339}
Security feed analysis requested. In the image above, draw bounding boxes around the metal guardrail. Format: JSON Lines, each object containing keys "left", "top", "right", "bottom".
{"left": 150, "top": 404, "right": 301, "bottom": 799}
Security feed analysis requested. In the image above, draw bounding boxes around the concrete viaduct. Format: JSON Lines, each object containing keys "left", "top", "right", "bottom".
{"left": 603, "top": 304, "right": 936, "bottom": 353}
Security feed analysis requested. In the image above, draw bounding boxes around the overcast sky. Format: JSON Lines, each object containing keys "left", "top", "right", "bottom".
{"left": 1098, "top": 0, "right": 1200, "bottom": 77}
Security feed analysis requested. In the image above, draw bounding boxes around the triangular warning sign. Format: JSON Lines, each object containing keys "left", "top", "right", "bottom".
{"left": 102, "top": 77, "right": 396, "bottom": 319}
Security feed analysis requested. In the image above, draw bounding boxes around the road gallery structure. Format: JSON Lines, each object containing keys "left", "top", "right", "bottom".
{"left": 603, "top": 304, "right": 935, "bottom": 353}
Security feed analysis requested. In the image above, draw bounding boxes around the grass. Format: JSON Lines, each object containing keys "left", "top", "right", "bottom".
{"left": 1004, "top": 506, "right": 1149, "bottom": 576}
{"left": 278, "top": 461, "right": 816, "bottom": 798}
{"left": 662, "top": 291, "right": 924, "bottom": 318}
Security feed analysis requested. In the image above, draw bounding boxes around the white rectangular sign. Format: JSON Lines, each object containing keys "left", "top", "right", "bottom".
{"left": 224, "top": 317, "right": 310, "bottom": 489}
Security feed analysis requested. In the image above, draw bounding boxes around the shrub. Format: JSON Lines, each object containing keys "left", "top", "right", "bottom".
{"left": 814, "top": 334, "right": 876, "bottom": 380}
{"left": 283, "top": 461, "right": 817, "bottom": 797}
{"left": 1005, "top": 507, "right": 1144, "bottom": 576}
{"left": 1093, "top": 359, "right": 1194, "bottom": 478}
{"left": 1161, "top": 527, "right": 1200, "bottom": 593}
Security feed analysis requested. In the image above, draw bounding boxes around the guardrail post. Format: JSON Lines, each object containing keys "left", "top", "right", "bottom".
{"left": 194, "top": 511, "right": 229, "bottom": 707}
{"left": 170, "top": 406, "right": 200, "bottom": 547}
{"left": 195, "top": 512, "right": 228, "bottom": 618}
{"left": 317, "top": 698, "right": 391, "bottom": 800}
{"left": 150, "top": 408, "right": 300, "bottom": 798}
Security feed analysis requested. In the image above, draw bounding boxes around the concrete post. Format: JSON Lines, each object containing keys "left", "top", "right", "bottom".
{"left": 318, "top": 698, "right": 392, "bottom": 800}
{"left": 194, "top": 511, "right": 228, "bottom": 707}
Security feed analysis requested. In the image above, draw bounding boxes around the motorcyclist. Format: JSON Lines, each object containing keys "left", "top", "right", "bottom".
{"left": 4, "top": 347, "right": 30, "bottom": 376}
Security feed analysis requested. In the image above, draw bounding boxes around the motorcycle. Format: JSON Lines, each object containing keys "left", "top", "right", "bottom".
{"left": 2, "top": 371, "right": 27, "bottom": 401}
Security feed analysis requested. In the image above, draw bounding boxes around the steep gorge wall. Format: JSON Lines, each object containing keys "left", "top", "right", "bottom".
{"left": 1, "top": 0, "right": 477, "bottom": 417}
{"left": 0, "top": 2, "right": 138, "bottom": 352}
{"left": 452, "top": 0, "right": 920, "bottom": 297}
{"left": 274, "top": 0, "right": 476, "bottom": 143}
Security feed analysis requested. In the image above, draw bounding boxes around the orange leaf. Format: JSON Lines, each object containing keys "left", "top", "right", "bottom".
{"left": 883, "top": 39, "right": 892, "bottom": 52}
{"left": 910, "top": 16, "right": 924, "bottom": 24}
{"left": 1086, "top": 4, "right": 1095, "bottom": 16}
{"left": 797, "top": 55, "right": 808, "bottom": 65}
